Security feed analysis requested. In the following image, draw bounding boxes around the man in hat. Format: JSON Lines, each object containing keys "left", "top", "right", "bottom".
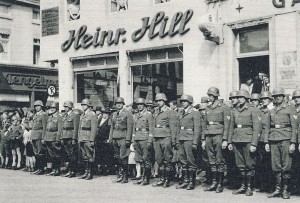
{"left": 202, "top": 87, "right": 231, "bottom": 193}
{"left": 43, "top": 102, "right": 62, "bottom": 176}
{"left": 31, "top": 100, "right": 47, "bottom": 175}
{"left": 132, "top": 98, "right": 154, "bottom": 186}
{"left": 266, "top": 88, "right": 298, "bottom": 199}
{"left": 152, "top": 93, "right": 178, "bottom": 188}
{"left": 109, "top": 97, "right": 134, "bottom": 183}
{"left": 60, "top": 101, "right": 80, "bottom": 178}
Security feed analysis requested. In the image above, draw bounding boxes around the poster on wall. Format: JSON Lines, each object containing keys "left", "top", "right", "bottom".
{"left": 276, "top": 51, "right": 298, "bottom": 89}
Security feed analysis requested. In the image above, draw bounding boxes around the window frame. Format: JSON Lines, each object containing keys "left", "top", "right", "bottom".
{"left": 0, "top": 34, "right": 10, "bottom": 62}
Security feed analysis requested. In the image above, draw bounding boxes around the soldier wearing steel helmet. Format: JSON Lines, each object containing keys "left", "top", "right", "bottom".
{"left": 78, "top": 98, "right": 97, "bottom": 180}
{"left": 31, "top": 100, "right": 48, "bottom": 175}
{"left": 59, "top": 101, "right": 80, "bottom": 178}
{"left": 43, "top": 102, "right": 62, "bottom": 176}
{"left": 250, "top": 93, "right": 261, "bottom": 108}
{"left": 132, "top": 98, "right": 154, "bottom": 186}
{"left": 175, "top": 94, "right": 201, "bottom": 190}
{"left": 152, "top": 93, "right": 178, "bottom": 188}
{"left": 265, "top": 87, "right": 298, "bottom": 199}
{"left": 109, "top": 97, "right": 134, "bottom": 183}
{"left": 202, "top": 87, "right": 231, "bottom": 193}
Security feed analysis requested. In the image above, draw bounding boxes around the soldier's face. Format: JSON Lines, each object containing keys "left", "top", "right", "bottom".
{"left": 294, "top": 97, "right": 300, "bottom": 105}
{"left": 35, "top": 105, "right": 41, "bottom": 112}
{"left": 200, "top": 109, "right": 206, "bottom": 116}
{"left": 274, "top": 95, "right": 284, "bottom": 105}
{"left": 157, "top": 100, "right": 164, "bottom": 108}
{"left": 147, "top": 106, "right": 152, "bottom": 111}
{"left": 238, "top": 97, "right": 246, "bottom": 105}
{"left": 208, "top": 94, "right": 215, "bottom": 102}
{"left": 64, "top": 106, "right": 69, "bottom": 112}
{"left": 181, "top": 100, "right": 189, "bottom": 109}
{"left": 116, "top": 103, "right": 124, "bottom": 110}
{"left": 137, "top": 104, "right": 145, "bottom": 111}
{"left": 251, "top": 100, "right": 259, "bottom": 107}
{"left": 230, "top": 98, "right": 238, "bottom": 105}
{"left": 169, "top": 103, "right": 176, "bottom": 110}
{"left": 81, "top": 104, "right": 88, "bottom": 111}
{"left": 49, "top": 107, "right": 57, "bottom": 115}
{"left": 262, "top": 98, "right": 271, "bottom": 106}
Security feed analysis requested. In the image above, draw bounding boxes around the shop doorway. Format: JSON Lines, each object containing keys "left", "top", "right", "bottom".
{"left": 238, "top": 55, "right": 269, "bottom": 94}
{"left": 35, "top": 91, "right": 49, "bottom": 105}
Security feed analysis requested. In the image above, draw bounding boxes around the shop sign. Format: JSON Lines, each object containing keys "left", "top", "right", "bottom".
{"left": 61, "top": 9, "right": 193, "bottom": 52}
{"left": 276, "top": 51, "right": 298, "bottom": 88}
{"left": 272, "top": 0, "right": 300, "bottom": 8}
{"left": 47, "top": 85, "right": 56, "bottom": 96}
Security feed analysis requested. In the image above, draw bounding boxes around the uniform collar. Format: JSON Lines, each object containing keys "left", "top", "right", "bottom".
{"left": 237, "top": 102, "right": 249, "bottom": 112}
{"left": 160, "top": 105, "right": 169, "bottom": 113}
{"left": 209, "top": 100, "right": 222, "bottom": 109}
{"left": 183, "top": 106, "right": 193, "bottom": 115}
{"left": 274, "top": 101, "right": 287, "bottom": 111}
{"left": 138, "top": 108, "right": 147, "bottom": 117}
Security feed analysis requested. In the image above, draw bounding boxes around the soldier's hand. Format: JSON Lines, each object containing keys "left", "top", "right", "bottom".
{"left": 72, "top": 140, "right": 77, "bottom": 145}
{"left": 228, "top": 144, "right": 233, "bottom": 151}
{"left": 60, "top": 139, "right": 64, "bottom": 145}
{"left": 201, "top": 141, "right": 206, "bottom": 150}
{"left": 125, "top": 140, "right": 131, "bottom": 148}
{"left": 41, "top": 140, "right": 45, "bottom": 145}
{"left": 192, "top": 144, "right": 198, "bottom": 151}
{"left": 222, "top": 141, "right": 228, "bottom": 149}
{"left": 249, "top": 145, "right": 257, "bottom": 153}
{"left": 147, "top": 142, "right": 152, "bottom": 149}
{"left": 172, "top": 142, "right": 176, "bottom": 148}
{"left": 89, "top": 141, "right": 94, "bottom": 148}
{"left": 289, "top": 143, "right": 295, "bottom": 154}
{"left": 265, "top": 144, "right": 270, "bottom": 152}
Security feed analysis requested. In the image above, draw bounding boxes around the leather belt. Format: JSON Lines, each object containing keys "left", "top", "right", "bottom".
{"left": 155, "top": 124, "right": 169, "bottom": 128}
{"left": 32, "top": 127, "right": 43, "bottom": 130}
{"left": 46, "top": 129, "right": 58, "bottom": 132}
{"left": 180, "top": 127, "right": 193, "bottom": 131}
{"left": 135, "top": 128, "right": 149, "bottom": 132}
{"left": 208, "top": 121, "right": 224, "bottom": 125}
{"left": 81, "top": 127, "right": 91, "bottom": 131}
{"left": 234, "top": 124, "right": 252, "bottom": 129}
{"left": 63, "top": 127, "right": 74, "bottom": 131}
{"left": 270, "top": 124, "right": 291, "bottom": 129}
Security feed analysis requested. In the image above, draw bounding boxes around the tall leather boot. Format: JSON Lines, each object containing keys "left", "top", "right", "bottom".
{"left": 163, "top": 170, "right": 171, "bottom": 188}
{"left": 216, "top": 172, "right": 224, "bottom": 193}
{"left": 68, "top": 160, "right": 76, "bottom": 178}
{"left": 152, "top": 170, "right": 165, "bottom": 187}
{"left": 187, "top": 170, "right": 196, "bottom": 190}
{"left": 78, "top": 162, "right": 88, "bottom": 179}
{"left": 246, "top": 175, "right": 254, "bottom": 196}
{"left": 232, "top": 175, "right": 247, "bottom": 195}
{"left": 53, "top": 159, "right": 61, "bottom": 176}
{"left": 282, "top": 175, "right": 290, "bottom": 199}
{"left": 36, "top": 157, "right": 45, "bottom": 175}
{"left": 204, "top": 171, "right": 217, "bottom": 191}
{"left": 141, "top": 167, "right": 151, "bottom": 186}
{"left": 268, "top": 173, "right": 282, "bottom": 198}
{"left": 122, "top": 164, "right": 129, "bottom": 183}
{"left": 176, "top": 169, "right": 189, "bottom": 189}
{"left": 85, "top": 162, "right": 93, "bottom": 180}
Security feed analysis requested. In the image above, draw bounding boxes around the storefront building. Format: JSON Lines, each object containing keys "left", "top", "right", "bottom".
{"left": 41, "top": 0, "right": 300, "bottom": 109}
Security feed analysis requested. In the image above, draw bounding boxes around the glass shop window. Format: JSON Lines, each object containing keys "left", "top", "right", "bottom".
{"left": 111, "top": 0, "right": 128, "bottom": 12}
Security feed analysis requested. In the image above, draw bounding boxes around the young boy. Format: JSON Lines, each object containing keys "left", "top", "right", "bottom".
{"left": 0, "top": 119, "right": 11, "bottom": 169}
{"left": 9, "top": 115, "right": 24, "bottom": 170}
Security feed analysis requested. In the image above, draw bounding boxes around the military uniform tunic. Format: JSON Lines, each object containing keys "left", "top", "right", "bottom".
{"left": 31, "top": 110, "right": 47, "bottom": 160}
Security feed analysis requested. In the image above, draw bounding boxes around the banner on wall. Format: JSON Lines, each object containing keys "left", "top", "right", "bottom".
{"left": 276, "top": 51, "right": 298, "bottom": 88}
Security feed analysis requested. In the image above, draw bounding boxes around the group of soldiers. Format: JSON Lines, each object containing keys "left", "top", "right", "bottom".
{"left": 1, "top": 86, "right": 300, "bottom": 200}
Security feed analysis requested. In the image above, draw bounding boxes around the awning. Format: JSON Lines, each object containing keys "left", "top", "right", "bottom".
{"left": 0, "top": 94, "right": 30, "bottom": 102}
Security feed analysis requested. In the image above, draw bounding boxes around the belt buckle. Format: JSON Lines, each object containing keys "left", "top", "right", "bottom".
{"left": 180, "top": 126, "right": 184, "bottom": 130}
{"left": 237, "top": 124, "right": 242, "bottom": 128}
{"left": 275, "top": 124, "right": 280, "bottom": 129}
{"left": 135, "top": 128, "right": 139, "bottom": 131}
{"left": 209, "top": 122, "right": 214, "bottom": 125}
{"left": 156, "top": 124, "right": 161, "bottom": 128}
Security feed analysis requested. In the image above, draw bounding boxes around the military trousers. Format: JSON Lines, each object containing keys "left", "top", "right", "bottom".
{"left": 153, "top": 137, "right": 173, "bottom": 171}
{"left": 32, "top": 139, "right": 46, "bottom": 158}
{"left": 134, "top": 140, "right": 152, "bottom": 169}
{"left": 80, "top": 141, "right": 95, "bottom": 163}
{"left": 45, "top": 141, "right": 61, "bottom": 162}
{"left": 233, "top": 142, "right": 256, "bottom": 176}
{"left": 178, "top": 140, "right": 197, "bottom": 171}
{"left": 205, "top": 134, "right": 225, "bottom": 172}
{"left": 112, "top": 138, "right": 130, "bottom": 165}
{"left": 61, "top": 138, "right": 78, "bottom": 165}
{"left": 270, "top": 140, "right": 292, "bottom": 172}
{"left": 255, "top": 141, "right": 272, "bottom": 188}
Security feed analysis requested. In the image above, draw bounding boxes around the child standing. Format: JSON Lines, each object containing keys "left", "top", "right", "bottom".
{"left": 0, "top": 119, "right": 11, "bottom": 169}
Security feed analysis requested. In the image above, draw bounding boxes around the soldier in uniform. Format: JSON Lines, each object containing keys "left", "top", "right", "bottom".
{"left": 152, "top": 93, "right": 178, "bottom": 188}
{"left": 60, "top": 101, "right": 80, "bottom": 178}
{"left": 228, "top": 90, "right": 261, "bottom": 196}
{"left": 176, "top": 95, "right": 200, "bottom": 190}
{"left": 109, "top": 97, "right": 134, "bottom": 183}
{"left": 31, "top": 100, "right": 47, "bottom": 175}
{"left": 132, "top": 98, "right": 154, "bottom": 185}
{"left": 202, "top": 87, "right": 231, "bottom": 193}
{"left": 43, "top": 102, "right": 62, "bottom": 176}
{"left": 78, "top": 99, "right": 97, "bottom": 180}
{"left": 250, "top": 93, "right": 261, "bottom": 108}
{"left": 266, "top": 88, "right": 298, "bottom": 199}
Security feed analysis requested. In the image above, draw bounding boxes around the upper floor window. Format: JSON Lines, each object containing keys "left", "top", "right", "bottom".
{"left": 67, "top": 0, "right": 80, "bottom": 21}
{"left": 155, "top": 0, "right": 170, "bottom": 4}
{"left": 0, "top": 34, "right": 9, "bottom": 62}
{"left": 0, "top": 4, "right": 10, "bottom": 15}
{"left": 111, "top": 0, "right": 128, "bottom": 13}
{"left": 33, "top": 39, "right": 40, "bottom": 65}
{"left": 33, "top": 9, "right": 40, "bottom": 20}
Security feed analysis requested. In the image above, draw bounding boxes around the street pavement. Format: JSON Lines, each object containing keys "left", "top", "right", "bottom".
{"left": 0, "top": 169, "right": 299, "bottom": 203}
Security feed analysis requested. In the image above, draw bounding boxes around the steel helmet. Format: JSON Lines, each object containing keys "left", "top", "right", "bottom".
{"left": 229, "top": 90, "right": 238, "bottom": 99}
{"left": 250, "top": 93, "right": 260, "bottom": 100}
{"left": 237, "top": 90, "right": 250, "bottom": 99}
{"left": 201, "top": 96, "right": 210, "bottom": 103}
{"left": 81, "top": 99, "right": 93, "bottom": 107}
{"left": 199, "top": 103, "right": 208, "bottom": 110}
{"left": 50, "top": 102, "right": 59, "bottom": 109}
{"left": 115, "top": 97, "right": 125, "bottom": 104}
{"left": 155, "top": 93, "right": 168, "bottom": 102}
{"left": 45, "top": 101, "right": 52, "bottom": 107}
{"left": 260, "top": 91, "right": 272, "bottom": 100}
{"left": 180, "top": 94, "right": 194, "bottom": 103}
{"left": 63, "top": 101, "right": 74, "bottom": 108}
{"left": 292, "top": 89, "right": 300, "bottom": 99}
{"left": 135, "top": 98, "right": 146, "bottom": 105}
{"left": 34, "top": 100, "right": 44, "bottom": 107}
{"left": 207, "top": 87, "right": 220, "bottom": 97}
{"left": 272, "top": 87, "right": 285, "bottom": 97}
{"left": 146, "top": 100, "right": 153, "bottom": 106}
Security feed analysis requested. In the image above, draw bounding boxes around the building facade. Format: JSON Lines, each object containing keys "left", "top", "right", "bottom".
{"left": 41, "top": 0, "right": 300, "bottom": 109}
{"left": 0, "top": 0, "right": 58, "bottom": 110}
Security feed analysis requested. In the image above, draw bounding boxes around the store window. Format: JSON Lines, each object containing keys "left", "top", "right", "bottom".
{"left": 0, "top": 34, "right": 9, "bottom": 62}
{"left": 32, "top": 9, "right": 40, "bottom": 20}
{"left": 111, "top": 0, "right": 128, "bottom": 12}
{"left": 33, "top": 39, "right": 40, "bottom": 65}
{"left": 155, "top": 0, "right": 170, "bottom": 4}
{"left": 0, "top": 4, "right": 10, "bottom": 15}
{"left": 130, "top": 46, "right": 183, "bottom": 102}
{"left": 67, "top": 0, "right": 80, "bottom": 21}
{"left": 236, "top": 24, "right": 270, "bottom": 94}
